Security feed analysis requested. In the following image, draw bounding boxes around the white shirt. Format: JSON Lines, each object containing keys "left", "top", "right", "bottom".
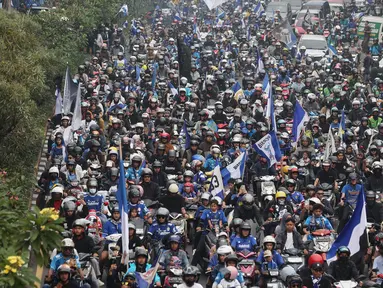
{"left": 373, "top": 255, "right": 383, "bottom": 284}
{"left": 285, "top": 232, "right": 294, "bottom": 250}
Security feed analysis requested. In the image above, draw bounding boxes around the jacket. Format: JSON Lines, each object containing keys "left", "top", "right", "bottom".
{"left": 327, "top": 259, "right": 359, "bottom": 281}
{"left": 275, "top": 230, "right": 304, "bottom": 251}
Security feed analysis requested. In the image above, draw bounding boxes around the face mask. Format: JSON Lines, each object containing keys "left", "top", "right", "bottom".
{"left": 89, "top": 188, "right": 97, "bottom": 194}
{"left": 339, "top": 256, "right": 348, "bottom": 262}
{"left": 278, "top": 199, "right": 285, "bottom": 205}
{"left": 367, "top": 199, "right": 375, "bottom": 206}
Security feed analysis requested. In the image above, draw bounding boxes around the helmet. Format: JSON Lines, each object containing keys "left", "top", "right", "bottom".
{"left": 183, "top": 266, "right": 199, "bottom": 276}
{"left": 286, "top": 179, "right": 296, "bottom": 186}
{"left": 153, "top": 160, "right": 162, "bottom": 168}
{"left": 57, "top": 264, "right": 71, "bottom": 274}
{"left": 156, "top": 207, "right": 170, "bottom": 219}
{"left": 201, "top": 193, "right": 210, "bottom": 201}
{"left": 287, "top": 275, "right": 303, "bottom": 286}
{"left": 61, "top": 238, "right": 75, "bottom": 248}
{"left": 73, "top": 219, "right": 86, "bottom": 229}
{"left": 128, "top": 223, "right": 136, "bottom": 230}
{"left": 51, "top": 186, "right": 64, "bottom": 195}
{"left": 232, "top": 218, "right": 244, "bottom": 228}
{"left": 49, "top": 166, "right": 59, "bottom": 174}
{"left": 226, "top": 266, "right": 238, "bottom": 280}
{"left": 263, "top": 235, "right": 276, "bottom": 248}
{"left": 183, "top": 170, "right": 194, "bottom": 178}
{"left": 276, "top": 191, "right": 286, "bottom": 199}
{"left": 211, "top": 196, "right": 223, "bottom": 206}
{"left": 142, "top": 168, "right": 153, "bottom": 177}
{"left": 240, "top": 222, "right": 252, "bottom": 232}
{"left": 308, "top": 254, "right": 324, "bottom": 267}
{"left": 87, "top": 178, "right": 98, "bottom": 188}
{"left": 129, "top": 188, "right": 140, "bottom": 198}
{"left": 168, "top": 183, "right": 179, "bottom": 194}
{"left": 225, "top": 254, "right": 239, "bottom": 265}
{"left": 131, "top": 155, "right": 142, "bottom": 162}
{"left": 169, "top": 235, "right": 181, "bottom": 243}
{"left": 64, "top": 201, "right": 76, "bottom": 211}
{"left": 135, "top": 247, "right": 148, "bottom": 258}
{"left": 337, "top": 246, "right": 350, "bottom": 256}
{"left": 217, "top": 245, "right": 232, "bottom": 255}
{"left": 242, "top": 194, "right": 254, "bottom": 210}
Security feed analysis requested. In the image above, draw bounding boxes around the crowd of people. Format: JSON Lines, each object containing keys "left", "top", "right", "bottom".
{"left": 36, "top": 0, "right": 383, "bottom": 287}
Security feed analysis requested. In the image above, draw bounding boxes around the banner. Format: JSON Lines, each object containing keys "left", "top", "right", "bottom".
{"left": 272, "top": 19, "right": 297, "bottom": 49}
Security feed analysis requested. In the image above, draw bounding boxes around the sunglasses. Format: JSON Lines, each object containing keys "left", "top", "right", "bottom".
{"left": 291, "top": 284, "right": 301, "bottom": 288}
{"left": 312, "top": 268, "right": 323, "bottom": 272}
{"left": 157, "top": 215, "right": 166, "bottom": 218}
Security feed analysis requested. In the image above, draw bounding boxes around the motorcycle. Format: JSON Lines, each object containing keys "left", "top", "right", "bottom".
{"left": 281, "top": 248, "right": 305, "bottom": 271}
{"left": 185, "top": 203, "right": 198, "bottom": 243}
{"left": 259, "top": 175, "right": 277, "bottom": 208}
{"left": 262, "top": 267, "right": 284, "bottom": 288}
{"left": 237, "top": 250, "right": 258, "bottom": 286}
{"left": 169, "top": 213, "right": 186, "bottom": 247}
{"left": 311, "top": 229, "right": 335, "bottom": 261}
{"left": 320, "top": 183, "right": 335, "bottom": 208}
{"left": 163, "top": 266, "right": 183, "bottom": 288}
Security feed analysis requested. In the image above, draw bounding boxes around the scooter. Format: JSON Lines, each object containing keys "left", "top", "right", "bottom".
{"left": 311, "top": 229, "right": 335, "bottom": 261}
{"left": 163, "top": 266, "right": 183, "bottom": 288}
{"left": 237, "top": 250, "right": 258, "bottom": 286}
{"left": 281, "top": 248, "right": 305, "bottom": 271}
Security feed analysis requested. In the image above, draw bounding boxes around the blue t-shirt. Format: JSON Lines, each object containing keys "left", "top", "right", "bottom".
{"left": 50, "top": 253, "right": 80, "bottom": 271}
{"left": 128, "top": 201, "right": 149, "bottom": 219}
{"left": 147, "top": 222, "right": 178, "bottom": 241}
{"left": 304, "top": 215, "right": 333, "bottom": 240}
{"left": 84, "top": 194, "right": 104, "bottom": 212}
{"left": 341, "top": 184, "right": 362, "bottom": 208}
{"left": 200, "top": 209, "right": 227, "bottom": 229}
{"left": 231, "top": 235, "right": 257, "bottom": 252}
{"left": 256, "top": 250, "right": 284, "bottom": 268}
{"left": 287, "top": 191, "right": 305, "bottom": 204}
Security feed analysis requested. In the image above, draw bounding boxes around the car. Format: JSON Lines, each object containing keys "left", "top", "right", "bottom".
{"left": 328, "top": 0, "right": 345, "bottom": 13}
{"left": 272, "top": 0, "right": 302, "bottom": 16}
{"left": 265, "top": 2, "right": 293, "bottom": 23}
{"left": 293, "top": 9, "right": 323, "bottom": 37}
{"left": 302, "top": 0, "right": 331, "bottom": 18}
{"left": 298, "top": 34, "right": 329, "bottom": 61}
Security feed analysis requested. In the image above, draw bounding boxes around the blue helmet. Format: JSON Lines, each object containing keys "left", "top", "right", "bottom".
{"left": 169, "top": 235, "right": 181, "bottom": 243}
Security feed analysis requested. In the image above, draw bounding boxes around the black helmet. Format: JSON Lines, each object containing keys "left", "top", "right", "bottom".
{"left": 232, "top": 218, "right": 244, "bottom": 228}
{"left": 135, "top": 247, "right": 148, "bottom": 258}
{"left": 129, "top": 188, "right": 140, "bottom": 198}
{"left": 240, "top": 222, "right": 252, "bottom": 231}
{"left": 337, "top": 246, "right": 350, "bottom": 256}
{"left": 366, "top": 190, "right": 376, "bottom": 199}
{"left": 225, "top": 254, "right": 239, "bottom": 265}
{"left": 142, "top": 168, "right": 153, "bottom": 177}
{"left": 111, "top": 206, "right": 120, "bottom": 213}
{"left": 153, "top": 161, "right": 162, "bottom": 168}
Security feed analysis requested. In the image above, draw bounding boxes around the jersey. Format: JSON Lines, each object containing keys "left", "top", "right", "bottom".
{"left": 128, "top": 201, "right": 149, "bottom": 219}
{"left": 200, "top": 209, "right": 227, "bottom": 229}
{"left": 304, "top": 215, "right": 333, "bottom": 240}
{"left": 231, "top": 235, "right": 257, "bottom": 252}
{"left": 287, "top": 191, "right": 305, "bottom": 204}
{"left": 148, "top": 222, "right": 178, "bottom": 241}
{"left": 84, "top": 194, "right": 104, "bottom": 212}
{"left": 256, "top": 250, "right": 284, "bottom": 268}
{"left": 341, "top": 184, "right": 362, "bottom": 208}
{"left": 50, "top": 253, "right": 80, "bottom": 271}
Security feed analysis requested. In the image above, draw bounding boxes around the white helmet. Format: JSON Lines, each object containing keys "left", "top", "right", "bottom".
{"left": 300, "top": 46, "right": 306, "bottom": 50}
{"left": 308, "top": 93, "right": 316, "bottom": 100}
{"left": 61, "top": 238, "right": 75, "bottom": 248}
{"left": 169, "top": 38, "right": 175, "bottom": 42}
{"left": 49, "top": 166, "right": 59, "bottom": 174}
{"left": 309, "top": 197, "right": 321, "bottom": 205}
{"left": 51, "top": 186, "right": 64, "bottom": 194}
{"left": 168, "top": 183, "right": 179, "bottom": 194}
{"left": 201, "top": 192, "right": 211, "bottom": 201}
{"left": 263, "top": 235, "right": 276, "bottom": 244}
{"left": 352, "top": 99, "right": 360, "bottom": 105}
{"left": 211, "top": 147, "right": 221, "bottom": 154}
{"left": 217, "top": 245, "right": 233, "bottom": 255}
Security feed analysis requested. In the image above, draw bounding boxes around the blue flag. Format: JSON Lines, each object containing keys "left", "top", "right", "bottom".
{"left": 116, "top": 153, "right": 129, "bottom": 263}
{"left": 263, "top": 75, "right": 276, "bottom": 131}
{"left": 292, "top": 101, "right": 309, "bottom": 147}
{"left": 327, "top": 186, "right": 367, "bottom": 263}
{"left": 221, "top": 152, "right": 246, "bottom": 186}
{"left": 168, "top": 82, "right": 178, "bottom": 98}
{"left": 231, "top": 81, "right": 241, "bottom": 94}
{"left": 135, "top": 65, "right": 141, "bottom": 82}
{"left": 183, "top": 121, "right": 191, "bottom": 150}
{"left": 252, "top": 130, "right": 282, "bottom": 167}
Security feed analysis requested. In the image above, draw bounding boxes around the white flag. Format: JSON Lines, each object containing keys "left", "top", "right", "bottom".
{"left": 209, "top": 165, "right": 224, "bottom": 198}
{"left": 71, "top": 85, "right": 82, "bottom": 131}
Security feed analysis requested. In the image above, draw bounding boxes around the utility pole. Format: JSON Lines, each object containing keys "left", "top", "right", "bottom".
{"left": 3, "top": 0, "right": 12, "bottom": 10}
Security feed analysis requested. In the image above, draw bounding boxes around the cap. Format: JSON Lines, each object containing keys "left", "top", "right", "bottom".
{"left": 264, "top": 250, "right": 272, "bottom": 257}
{"left": 311, "top": 262, "right": 323, "bottom": 270}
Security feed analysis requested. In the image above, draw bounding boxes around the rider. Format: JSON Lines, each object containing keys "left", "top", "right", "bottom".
{"left": 147, "top": 207, "right": 178, "bottom": 243}
{"left": 303, "top": 203, "right": 334, "bottom": 240}
{"left": 327, "top": 246, "right": 361, "bottom": 283}
{"left": 256, "top": 235, "right": 284, "bottom": 267}
{"left": 159, "top": 235, "right": 189, "bottom": 270}
{"left": 125, "top": 248, "right": 161, "bottom": 287}
{"left": 231, "top": 222, "right": 257, "bottom": 253}
{"left": 177, "top": 266, "right": 203, "bottom": 288}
